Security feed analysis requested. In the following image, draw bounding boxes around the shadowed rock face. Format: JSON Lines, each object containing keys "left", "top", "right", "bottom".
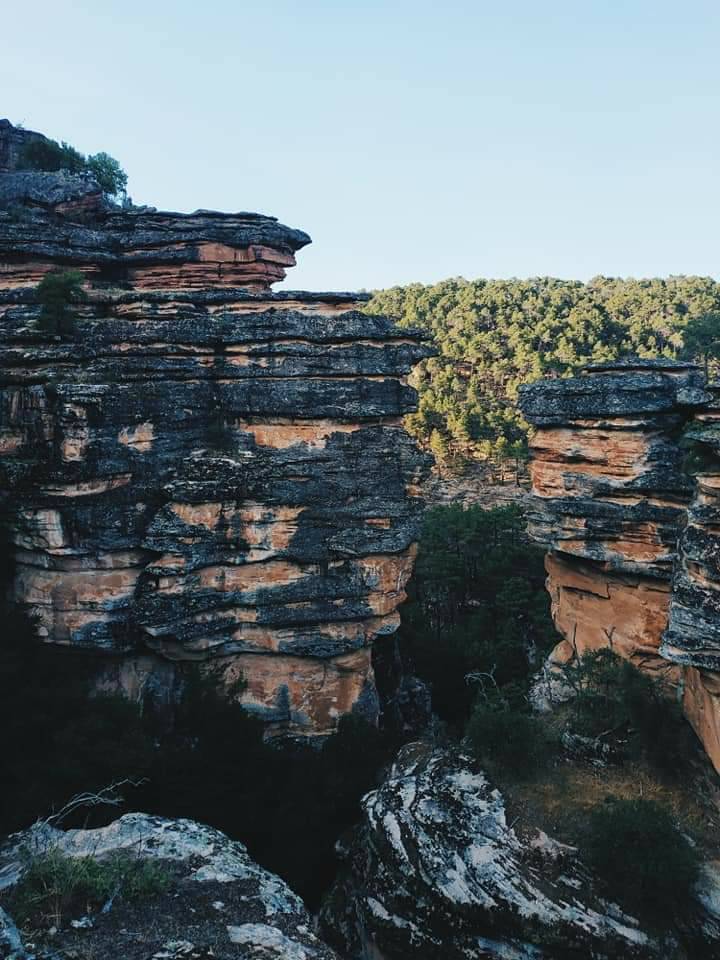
{"left": 519, "top": 361, "right": 720, "bottom": 771}
{"left": 0, "top": 121, "right": 432, "bottom": 736}
{"left": 0, "top": 119, "right": 49, "bottom": 173}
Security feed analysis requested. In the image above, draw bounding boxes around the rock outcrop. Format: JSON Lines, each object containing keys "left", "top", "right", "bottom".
{"left": 0, "top": 119, "right": 48, "bottom": 174}
{"left": 0, "top": 812, "right": 342, "bottom": 959}
{"left": 320, "top": 743, "right": 664, "bottom": 959}
{"left": 0, "top": 120, "right": 431, "bottom": 736}
{"left": 519, "top": 360, "right": 720, "bottom": 771}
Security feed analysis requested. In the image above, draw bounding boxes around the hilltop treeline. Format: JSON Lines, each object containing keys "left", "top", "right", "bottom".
{"left": 368, "top": 276, "right": 720, "bottom": 467}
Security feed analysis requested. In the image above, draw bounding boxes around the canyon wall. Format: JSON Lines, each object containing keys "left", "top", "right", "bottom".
{"left": 519, "top": 360, "right": 720, "bottom": 770}
{"left": 0, "top": 121, "right": 431, "bottom": 736}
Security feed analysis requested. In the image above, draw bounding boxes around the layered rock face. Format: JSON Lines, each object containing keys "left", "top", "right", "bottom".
{"left": 0, "top": 121, "right": 431, "bottom": 736}
{"left": 0, "top": 118, "right": 47, "bottom": 173}
{"left": 662, "top": 385, "right": 720, "bottom": 769}
{"left": 519, "top": 360, "right": 720, "bottom": 770}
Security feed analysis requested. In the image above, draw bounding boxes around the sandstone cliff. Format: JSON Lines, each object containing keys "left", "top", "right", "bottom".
{"left": 519, "top": 360, "right": 720, "bottom": 771}
{"left": 0, "top": 120, "right": 431, "bottom": 736}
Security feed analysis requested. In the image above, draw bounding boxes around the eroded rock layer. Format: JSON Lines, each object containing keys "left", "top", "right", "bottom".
{"left": 661, "top": 386, "right": 720, "bottom": 768}
{"left": 0, "top": 122, "right": 431, "bottom": 736}
{"left": 519, "top": 360, "right": 720, "bottom": 770}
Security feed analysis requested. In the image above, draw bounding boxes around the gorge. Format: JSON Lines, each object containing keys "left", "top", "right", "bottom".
{"left": 3, "top": 119, "right": 720, "bottom": 960}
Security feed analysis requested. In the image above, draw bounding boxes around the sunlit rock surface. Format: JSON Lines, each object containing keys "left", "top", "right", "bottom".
{"left": 0, "top": 119, "right": 431, "bottom": 736}
{"left": 320, "top": 743, "right": 661, "bottom": 959}
{"left": 519, "top": 360, "right": 720, "bottom": 771}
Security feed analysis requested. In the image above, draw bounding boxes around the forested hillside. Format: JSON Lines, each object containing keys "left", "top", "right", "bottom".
{"left": 368, "top": 277, "right": 720, "bottom": 468}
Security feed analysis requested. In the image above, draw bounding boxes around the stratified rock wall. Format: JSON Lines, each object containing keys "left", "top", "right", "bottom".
{"left": 519, "top": 360, "right": 720, "bottom": 771}
{"left": 0, "top": 121, "right": 431, "bottom": 736}
{"left": 661, "top": 385, "right": 720, "bottom": 770}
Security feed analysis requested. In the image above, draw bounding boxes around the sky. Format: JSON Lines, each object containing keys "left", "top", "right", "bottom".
{"left": 2, "top": 0, "right": 719, "bottom": 291}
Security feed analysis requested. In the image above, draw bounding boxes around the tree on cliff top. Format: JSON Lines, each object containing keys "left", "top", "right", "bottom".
{"left": 86, "top": 152, "right": 128, "bottom": 197}
{"left": 681, "top": 310, "right": 720, "bottom": 377}
{"left": 18, "top": 136, "right": 128, "bottom": 198}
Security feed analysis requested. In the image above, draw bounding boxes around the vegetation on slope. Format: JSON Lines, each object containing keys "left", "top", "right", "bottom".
{"left": 17, "top": 134, "right": 128, "bottom": 198}
{"left": 397, "top": 504, "right": 555, "bottom": 731}
{"left": 369, "top": 277, "right": 720, "bottom": 469}
{"left": 399, "top": 505, "right": 713, "bottom": 931}
{"left": 0, "top": 612, "right": 396, "bottom": 909}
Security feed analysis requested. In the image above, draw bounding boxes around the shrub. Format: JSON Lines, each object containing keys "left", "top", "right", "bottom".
{"left": 560, "top": 648, "right": 629, "bottom": 737}
{"left": 35, "top": 270, "right": 85, "bottom": 338}
{"left": 17, "top": 136, "right": 127, "bottom": 198}
{"left": 465, "top": 696, "right": 550, "bottom": 777}
{"left": 18, "top": 139, "right": 85, "bottom": 174}
{"left": 12, "top": 847, "right": 171, "bottom": 927}
{"left": 560, "top": 649, "right": 694, "bottom": 776}
{"left": 583, "top": 798, "right": 699, "bottom": 920}
{"left": 86, "top": 152, "right": 128, "bottom": 197}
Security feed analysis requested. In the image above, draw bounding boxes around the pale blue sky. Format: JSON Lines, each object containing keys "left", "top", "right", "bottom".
{"left": 3, "top": 0, "right": 719, "bottom": 290}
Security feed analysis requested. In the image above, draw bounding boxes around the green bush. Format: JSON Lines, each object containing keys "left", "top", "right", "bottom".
{"left": 18, "top": 139, "right": 85, "bottom": 174}
{"left": 35, "top": 270, "right": 85, "bottom": 338}
{"left": 465, "top": 696, "right": 550, "bottom": 776}
{"left": 560, "top": 649, "right": 694, "bottom": 776}
{"left": 18, "top": 136, "right": 127, "bottom": 197}
{"left": 583, "top": 798, "right": 699, "bottom": 919}
{"left": 12, "top": 847, "right": 171, "bottom": 926}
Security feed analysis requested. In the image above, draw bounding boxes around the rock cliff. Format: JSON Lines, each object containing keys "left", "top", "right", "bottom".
{"left": 519, "top": 360, "right": 720, "bottom": 771}
{"left": 0, "top": 120, "right": 431, "bottom": 736}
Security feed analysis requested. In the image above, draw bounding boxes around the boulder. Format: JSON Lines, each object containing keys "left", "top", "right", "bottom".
{"left": 320, "top": 743, "right": 661, "bottom": 959}
{"left": 0, "top": 813, "right": 341, "bottom": 960}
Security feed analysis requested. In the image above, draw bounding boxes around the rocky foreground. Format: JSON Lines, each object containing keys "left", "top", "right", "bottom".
{"left": 0, "top": 120, "right": 432, "bottom": 736}
{"left": 3, "top": 746, "right": 720, "bottom": 960}
{"left": 0, "top": 813, "right": 341, "bottom": 959}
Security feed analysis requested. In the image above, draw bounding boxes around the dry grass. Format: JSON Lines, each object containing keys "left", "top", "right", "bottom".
{"left": 500, "top": 739, "right": 720, "bottom": 857}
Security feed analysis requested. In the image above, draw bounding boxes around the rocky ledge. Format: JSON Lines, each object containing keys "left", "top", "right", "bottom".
{"left": 0, "top": 813, "right": 341, "bottom": 959}
{"left": 0, "top": 120, "right": 432, "bottom": 736}
{"left": 519, "top": 361, "right": 720, "bottom": 772}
